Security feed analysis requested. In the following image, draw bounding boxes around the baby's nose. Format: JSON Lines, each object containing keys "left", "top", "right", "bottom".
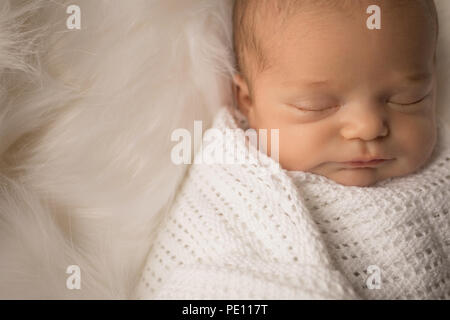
{"left": 339, "top": 103, "right": 389, "bottom": 141}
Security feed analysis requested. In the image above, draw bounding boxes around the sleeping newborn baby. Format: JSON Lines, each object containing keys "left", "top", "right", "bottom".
{"left": 233, "top": 0, "right": 440, "bottom": 188}
{"left": 134, "top": 0, "right": 450, "bottom": 299}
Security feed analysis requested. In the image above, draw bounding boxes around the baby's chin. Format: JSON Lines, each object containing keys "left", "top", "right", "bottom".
{"left": 322, "top": 153, "right": 435, "bottom": 187}
{"left": 325, "top": 169, "right": 390, "bottom": 187}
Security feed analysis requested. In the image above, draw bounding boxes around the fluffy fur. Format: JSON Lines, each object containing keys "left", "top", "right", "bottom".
{"left": 0, "top": 0, "right": 448, "bottom": 299}
{"left": 0, "top": 0, "right": 234, "bottom": 299}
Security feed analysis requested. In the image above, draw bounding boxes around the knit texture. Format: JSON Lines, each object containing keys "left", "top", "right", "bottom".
{"left": 134, "top": 106, "right": 450, "bottom": 300}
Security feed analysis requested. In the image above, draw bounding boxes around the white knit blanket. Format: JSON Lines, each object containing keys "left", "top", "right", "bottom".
{"left": 134, "top": 106, "right": 450, "bottom": 300}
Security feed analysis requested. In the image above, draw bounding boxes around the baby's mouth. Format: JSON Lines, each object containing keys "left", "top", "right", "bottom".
{"left": 341, "top": 158, "right": 392, "bottom": 168}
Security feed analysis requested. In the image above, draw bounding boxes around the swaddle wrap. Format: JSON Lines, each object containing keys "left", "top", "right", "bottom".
{"left": 134, "top": 106, "right": 450, "bottom": 300}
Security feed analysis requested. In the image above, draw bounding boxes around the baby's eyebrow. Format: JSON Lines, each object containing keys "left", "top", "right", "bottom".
{"left": 402, "top": 72, "right": 432, "bottom": 83}
{"left": 282, "top": 78, "right": 331, "bottom": 88}
{"left": 282, "top": 72, "right": 433, "bottom": 88}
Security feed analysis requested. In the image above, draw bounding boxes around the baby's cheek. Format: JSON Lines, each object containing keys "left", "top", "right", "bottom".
{"left": 277, "top": 127, "right": 326, "bottom": 171}
{"left": 398, "top": 118, "right": 436, "bottom": 159}
{"left": 410, "top": 129, "right": 437, "bottom": 172}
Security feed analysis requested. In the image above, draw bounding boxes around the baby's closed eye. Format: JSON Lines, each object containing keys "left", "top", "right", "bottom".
{"left": 287, "top": 89, "right": 432, "bottom": 114}
{"left": 287, "top": 96, "right": 340, "bottom": 112}
{"left": 387, "top": 91, "right": 432, "bottom": 106}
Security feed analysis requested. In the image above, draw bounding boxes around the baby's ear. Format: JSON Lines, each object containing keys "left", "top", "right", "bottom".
{"left": 233, "top": 73, "right": 254, "bottom": 117}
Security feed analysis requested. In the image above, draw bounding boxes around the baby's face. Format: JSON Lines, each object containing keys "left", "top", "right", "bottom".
{"left": 235, "top": 1, "right": 437, "bottom": 187}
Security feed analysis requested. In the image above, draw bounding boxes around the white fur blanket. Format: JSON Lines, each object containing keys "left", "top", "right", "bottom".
{"left": 0, "top": 0, "right": 449, "bottom": 299}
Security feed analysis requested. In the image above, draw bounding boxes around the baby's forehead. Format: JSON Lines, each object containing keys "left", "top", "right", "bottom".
{"left": 247, "top": 0, "right": 360, "bottom": 21}
{"left": 250, "top": 0, "right": 434, "bottom": 27}
{"left": 234, "top": 0, "right": 437, "bottom": 82}
{"left": 256, "top": 1, "right": 436, "bottom": 55}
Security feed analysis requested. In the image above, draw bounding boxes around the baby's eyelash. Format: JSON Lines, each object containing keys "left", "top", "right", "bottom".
{"left": 293, "top": 105, "right": 339, "bottom": 112}
{"left": 390, "top": 94, "right": 430, "bottom": 106}
{"left": 291, "top": 93, "right": 431, "bottom": 113}
{"left": 293, "top": 93, "right": 431, "bottom": 112}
